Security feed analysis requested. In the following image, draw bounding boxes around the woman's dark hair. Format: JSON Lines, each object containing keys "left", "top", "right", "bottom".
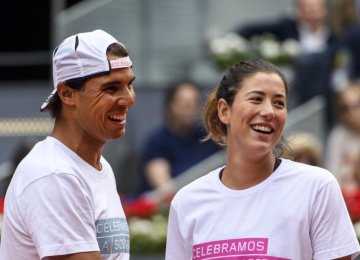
{"left": 46, "top": 42, "right": 129, "bottom": 118}
{"left": 203, "top": 58, "right": 289, "bottom": 156}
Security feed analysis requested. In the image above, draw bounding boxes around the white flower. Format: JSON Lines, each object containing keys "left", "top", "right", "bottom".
{"left": 210, "top": 33, "right": 249, "bottom": 55}
{"left": 258, "top": 38, "right": 281, "bottom": 59}
{"left": 223, "top": 33, "right": 249, "bottom": 53}
{"left": 128, "top": 217, "right": 153, "bottom": 235}
{"left": 282, "top": 39, "right": 301, "bottom": 57}
{"left": 209, "top": 37, "right": 230, "bottom": 55}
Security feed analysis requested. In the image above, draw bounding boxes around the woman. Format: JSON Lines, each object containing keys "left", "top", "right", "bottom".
{"left": 165, "top": 59, "right": 359, "bottom": 259}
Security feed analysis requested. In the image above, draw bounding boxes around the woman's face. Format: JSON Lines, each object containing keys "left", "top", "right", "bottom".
{"left": 218, "top": 72, "right": 287, "bottom": 158}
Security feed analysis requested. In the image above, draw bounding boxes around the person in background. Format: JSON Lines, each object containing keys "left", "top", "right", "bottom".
{"left": 165, "top": 58, "right": 359, "bottom": 259}
{"left": 235, "top": 0, "right": 338, "bottom": 126}
{"left": 236, "top": 0, "right": 336, "bottom": 55}
{"left": 325, "top": 81, "right": 360, "bottom": 185}
{"left": 329, "top": 0, "right": 358, "bottom": 38}
{"left": 341, "top": 151, "right": 360, "bottom": 223}
{"left": 329, "top": 0, "right": 360, "bottom": 83}
{"left": 139, "top": 81, "right": 221, "bottom": 196}
{"left": 0, "top": 29, "right": 136, "bottom": 259}
{"left": 283, "top": 131, "right": 322, "bottom": 166}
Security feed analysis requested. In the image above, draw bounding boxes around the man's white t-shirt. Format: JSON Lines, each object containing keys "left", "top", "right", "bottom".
{"left": 0, "top": 137, "right": 129, "bottom": 260}
{"left": 166, "top": 159, "right": 360, "bottom": 260}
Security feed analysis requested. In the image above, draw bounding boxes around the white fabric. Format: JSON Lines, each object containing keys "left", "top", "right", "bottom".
{"left": 166, "top": 159, "right": 360, "bottom": 260}
{"left": 52, "top": 29, "right": 125, "bottom": 88}
{"left": 298, "top": 24, "right": 329, "bottom": 54}
{"left": 0, "top": 137, "right": 129, "bottom": 260}
{"left": 325, "top": 125, "right": 360, "bottom": 183}
{"left": 109, "top": 56, "right": 132, "bottom": 70}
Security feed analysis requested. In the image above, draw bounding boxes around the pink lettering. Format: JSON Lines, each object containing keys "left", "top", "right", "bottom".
{"left": 192, "top": 238, "right": 269, "bottom": 260}
{"left": 221, "top": 242, "right": 229, "bottom": 253}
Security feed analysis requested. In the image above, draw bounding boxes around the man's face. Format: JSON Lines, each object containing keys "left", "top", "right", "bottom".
{"left": 72, "top": 63, "right": 136, "bottom": 144}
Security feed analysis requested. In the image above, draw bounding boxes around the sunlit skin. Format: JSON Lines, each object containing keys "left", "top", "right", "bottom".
{"left": 218, "top": 72, "right": 287, "bottom": 190}
{"left": 51, "top": 57, "right": 136, "bottom": 171}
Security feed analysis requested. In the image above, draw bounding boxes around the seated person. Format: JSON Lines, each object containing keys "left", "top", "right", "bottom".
{"left": 283, "top": 131, "right": 322, "bottom": 166}
{"left": 139, "top": 81, "right": 221, "bottom": 195}
{"left": 325, "top": 81, "right": 360, "bottom": 184}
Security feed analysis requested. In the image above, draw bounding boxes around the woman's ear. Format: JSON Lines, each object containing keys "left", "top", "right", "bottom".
{"left": 57, "top": 82, "right": 76, "bottom": 107}
{"left": 218, "top": 98, "right": 230, "bottom": 124}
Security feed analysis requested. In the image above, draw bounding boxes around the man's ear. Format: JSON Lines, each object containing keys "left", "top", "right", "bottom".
{"left": 57, "top": 82, "right": 76, "bottom": 107}
{"left": 218, "top": 98, "right": 230, "bottom": 124}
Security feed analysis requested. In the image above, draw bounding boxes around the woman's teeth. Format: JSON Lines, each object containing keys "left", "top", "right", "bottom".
{"left": 252, "top": 125, "right": 272, "bottom": 133}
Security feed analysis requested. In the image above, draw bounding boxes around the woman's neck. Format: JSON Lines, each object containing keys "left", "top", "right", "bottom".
{"left": 221, "top": 153, "right": 276, "bottom": 190}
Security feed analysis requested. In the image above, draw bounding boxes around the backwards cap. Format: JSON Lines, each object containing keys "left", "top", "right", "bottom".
{"left": 40, "top": 29, "right": 132, "bottom": 111}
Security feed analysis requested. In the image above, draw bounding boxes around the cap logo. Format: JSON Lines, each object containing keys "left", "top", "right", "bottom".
{"left": 109, "top": 56, "right": 132, "bottom": 69}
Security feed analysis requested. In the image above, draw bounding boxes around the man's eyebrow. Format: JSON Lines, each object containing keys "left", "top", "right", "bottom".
{"left": 102, "top": 76, "right": 136, "bottom": 86}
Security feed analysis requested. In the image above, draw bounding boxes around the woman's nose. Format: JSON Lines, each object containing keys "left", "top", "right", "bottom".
{"left": 259, "top": 101, "right": 275, "bottom": 119}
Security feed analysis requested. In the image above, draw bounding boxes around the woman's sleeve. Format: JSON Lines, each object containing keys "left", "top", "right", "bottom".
{"left": 165, "top": 202, "right": 190, "bottom": 260}
{"left": 310, "top": 178, "right": 360, "bottom": 260}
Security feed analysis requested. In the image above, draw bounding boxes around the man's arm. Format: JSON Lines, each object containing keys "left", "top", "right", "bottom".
{"left": 45, "top": 251, "right": 102, "bottom": 260}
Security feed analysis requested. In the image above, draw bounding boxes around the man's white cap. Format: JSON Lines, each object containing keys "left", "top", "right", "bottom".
{"left": 40, "top": 29, "right": 132, "bottom": 111}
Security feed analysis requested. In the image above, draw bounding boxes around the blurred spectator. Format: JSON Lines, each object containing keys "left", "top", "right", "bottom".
{"left": 325, "top": 81, "right": 360, "bottom": 184}
{"left": 334, "top": 0, "right": 360, "bottom": 81}
{"left": 139, "top": 81, "right": 221, "bottom": 195}
{"left": 341, "top": 151, "right": 360, "bottom": 223}
{"left": 339, "top": 26, "right": 360, "bottom": 80}
{"left": 329, "top": 0, "right": 358, "bottom": 37}
{"left": 235, "top": 0, "right": 338, "bottom": 126}
{"left": 283, "top": 131, "right": 322, "bottom": 166}
{"left": 0, "top": 139, "right": 36, "bottom": 197}
{"left": 236, "top": 0, "right": 336, "bottom": 55}
{"left": 328, "top": 0, "right": 360, "bottom": 92}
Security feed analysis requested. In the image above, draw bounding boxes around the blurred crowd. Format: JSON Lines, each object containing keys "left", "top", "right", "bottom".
{"left": 233, "top": 0, "right": 360, "bottom": 222}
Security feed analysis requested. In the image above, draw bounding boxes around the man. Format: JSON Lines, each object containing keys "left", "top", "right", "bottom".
{"left": 236, "top": 0, "right": 336, "bottom": 54}
{"left": 236, "top": 0, "right": 338, "bottom": 126}
{"left": 0, "top": 29, "right": 136, "bottom": 259}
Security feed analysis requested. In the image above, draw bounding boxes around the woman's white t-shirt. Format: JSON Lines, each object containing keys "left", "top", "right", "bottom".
{"left": 166, "top": 159, "right": 360, "bottom": 260}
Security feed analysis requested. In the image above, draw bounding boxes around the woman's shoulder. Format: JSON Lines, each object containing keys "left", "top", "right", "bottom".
{"left": 280, "top": 158, "right": 336, "bottom": 184}
{"left": 171, "top": 167, "right": 223, "bottom": 201}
